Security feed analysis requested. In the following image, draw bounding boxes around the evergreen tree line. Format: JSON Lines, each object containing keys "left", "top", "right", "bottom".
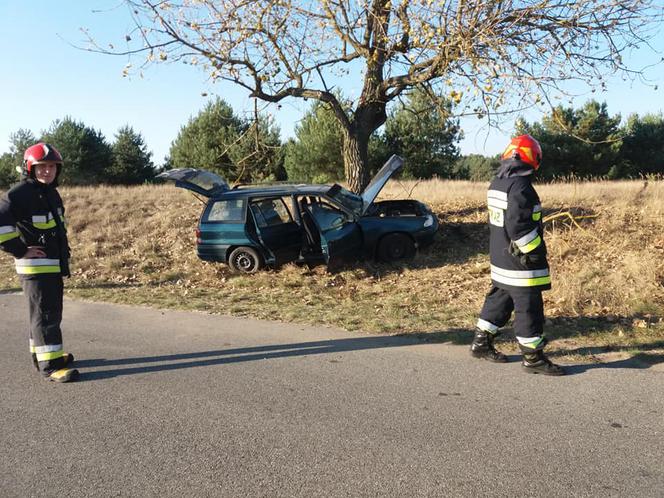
{"left": 285, "top": 89, "right": 463, "bottom": 183}
{"left": 517, "top": 101, "right": 664, "bottom": 180}
{"left": 166, "top": 92, "right": 464, "bottom": 185}
{"left": 0, "top": 118, "right": 154, "bottom": 188}
{"left": 2, "top": 96, "right": 663, "bottom": 189}
{"left": 289, "top": 98, "right": 664, "bottom": 183}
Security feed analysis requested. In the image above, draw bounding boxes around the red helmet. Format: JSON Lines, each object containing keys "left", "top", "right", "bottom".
{"left": 501, "top": 134, "right": 542, "bottom": 170}
{"left": 22, "top": 143, "right": 63, "bottom": 178}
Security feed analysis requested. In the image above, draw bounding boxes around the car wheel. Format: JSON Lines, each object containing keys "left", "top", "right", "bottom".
{"left": 228, "top": 247, "right": 263, "bottom": 274}
{"left": 377, "top": 233, "right": 416, "bottom": 262}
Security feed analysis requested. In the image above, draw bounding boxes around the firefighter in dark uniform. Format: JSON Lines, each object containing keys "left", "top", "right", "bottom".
{"left": 471, "top": 134, "right": 565, "bottom": 376}
{"left": 0, "top": 143, "right": 78, "bottom": 382}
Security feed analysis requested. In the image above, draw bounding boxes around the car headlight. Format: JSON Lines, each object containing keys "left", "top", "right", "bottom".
{"left": 423, "top": 214, "right": 434, "bottom": 227}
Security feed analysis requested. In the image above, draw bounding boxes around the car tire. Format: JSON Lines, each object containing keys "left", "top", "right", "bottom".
{"left": 377, "top": 233, "right": 416, "bottom": 262}
{"left": 228, "top": 246, "right": 263, "bottom": 274}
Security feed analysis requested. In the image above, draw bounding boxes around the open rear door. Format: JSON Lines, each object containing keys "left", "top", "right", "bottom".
{"left": 157, "top": 168, "right": 230, "bottom": 197}
{"left": 248, "top": 196, "right": 302, "bottom": 266}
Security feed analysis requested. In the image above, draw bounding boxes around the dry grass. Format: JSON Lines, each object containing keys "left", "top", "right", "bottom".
{"left": 1, "top": 179, "right": 663, "bottom": 358}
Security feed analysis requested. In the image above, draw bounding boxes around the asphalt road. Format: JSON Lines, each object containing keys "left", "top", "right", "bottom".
{"left": 1, "top": 293, "right": 662, "bottom": 497}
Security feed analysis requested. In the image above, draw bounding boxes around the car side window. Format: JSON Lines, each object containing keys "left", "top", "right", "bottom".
{"left": 250, "top": 197, "right": 293, "bottom": 228}
{"left": 206, "top": 199, "right": 246, "bottom": 222}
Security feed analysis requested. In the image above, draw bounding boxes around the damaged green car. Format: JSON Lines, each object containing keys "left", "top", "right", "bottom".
{"left": 158, "top": 156, "right": 438, "bottom": 273}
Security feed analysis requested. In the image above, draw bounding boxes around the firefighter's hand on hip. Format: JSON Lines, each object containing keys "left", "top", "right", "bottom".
{"left": 509, "top": 241, "right": 545, "bottom": 266}
{"left": 24, "top": 246, "right": 46, "bottom": 258}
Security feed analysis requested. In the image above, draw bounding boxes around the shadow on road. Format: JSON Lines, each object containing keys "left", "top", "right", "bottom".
{"left": 561, "top": 351, "right": 664, "bottom": 375}
{"left": 0, "top": 288, "right": 21, "bottom": 295}
{"left": 74, "top": 334, "right": 431, "bottom": 382}
{"left": 73, "top": 332, "right": 663, "bottom": 382}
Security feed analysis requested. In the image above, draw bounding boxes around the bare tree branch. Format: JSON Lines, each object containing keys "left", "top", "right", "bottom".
{"left": 85, "top": 0, "right": 663, "bottom": 191}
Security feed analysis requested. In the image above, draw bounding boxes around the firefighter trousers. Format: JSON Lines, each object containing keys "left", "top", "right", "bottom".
{"left": 478, "top": 286, "right": 544, "bottom": 340}
{"left": 21, "top": 275, "right": 67, "bottom": 375}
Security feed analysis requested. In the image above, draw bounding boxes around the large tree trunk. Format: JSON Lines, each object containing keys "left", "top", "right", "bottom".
{"left": 342, "top": 129, "right": 370, "bottom": 193}
{"left": 342, "top": 99, "right": 388, "bottom": 193}
{"left": 341, "top": 1, "right": 391, "bottom": 193}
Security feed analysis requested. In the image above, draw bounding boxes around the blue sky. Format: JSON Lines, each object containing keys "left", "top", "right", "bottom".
{"left": 1, "top": 1, "right": 663, "bottom": 166}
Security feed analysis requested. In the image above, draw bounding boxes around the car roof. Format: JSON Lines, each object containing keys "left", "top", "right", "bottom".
{"left": 211, "top": 184, "right": 332, "bottom": 199}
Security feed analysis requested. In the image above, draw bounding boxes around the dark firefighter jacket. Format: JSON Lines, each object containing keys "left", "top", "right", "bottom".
{"left": 487, "top": 159, "right": 550, "bottom": 292}
{"left": 0, "top": 179, "right": 70, "bottom": 278}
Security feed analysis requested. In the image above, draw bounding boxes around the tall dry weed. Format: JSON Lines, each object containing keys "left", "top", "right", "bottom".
{"left": 540, "top": 180, "right": 664, "bottom": 319}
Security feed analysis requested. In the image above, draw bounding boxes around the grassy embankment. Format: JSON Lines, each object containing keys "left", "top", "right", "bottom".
{"left": 1, "top": 179, "right": 663, "bottom": 361}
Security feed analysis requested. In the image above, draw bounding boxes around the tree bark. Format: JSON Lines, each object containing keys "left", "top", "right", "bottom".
{"left": 342, "top": 129, "right": 370, "bottom": 193}
{"left": 342, "top": 87, "right": 388, "bottom": 192}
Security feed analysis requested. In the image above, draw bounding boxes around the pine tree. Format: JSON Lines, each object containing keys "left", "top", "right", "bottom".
{"left": 384, "top": 89, "right": 462, "bottom": 179}
{"left": 169, "top": 97, "right": 283, "bottom": 183}
{"left": 0, "top": 129, "right": 37, "bottom": 187}
{"left": 516, "top": 101, "right": 622, "bottom": 179}
{"left": 41, "top": 117, "right": 113, "bottom": 185}
{"left": 109, "top": 126, "right": 155, "bottom": 184}
{"left": 284, "top": 102, "right": 345, "bottom": 183}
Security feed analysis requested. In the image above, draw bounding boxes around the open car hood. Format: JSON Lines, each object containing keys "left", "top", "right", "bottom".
{"left": 360, "top": 155, "right": 404, "bottom": 214}
{"left": 156, "top": 168, "right": 230, "bottom": 197}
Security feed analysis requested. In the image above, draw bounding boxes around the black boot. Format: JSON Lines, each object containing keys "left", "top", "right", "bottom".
{"left": 470, "top": 329, "right": 507, "bottom": 363}
{"left": 62, "top": 352, "right": 75, "bottom": 367}
{"left": 44, "top": 368, "right": 79, "bottom": 383}
{"left": 520, "top": 342, "right": 565, "bottom": 376}
{"left": 35, "top": 353, "right": 75, "bottom": 375}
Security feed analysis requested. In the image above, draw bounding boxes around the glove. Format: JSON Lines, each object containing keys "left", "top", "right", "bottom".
{"left": 509, "top": 241, "right": 545, "bottom": 266}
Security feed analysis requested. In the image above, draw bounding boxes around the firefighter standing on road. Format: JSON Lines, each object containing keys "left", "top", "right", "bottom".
{"left": 471, "top": 134, "right": 565, "bottom": 376}
{"left": 0, "top": 143, "right": 78, "bottom": 382}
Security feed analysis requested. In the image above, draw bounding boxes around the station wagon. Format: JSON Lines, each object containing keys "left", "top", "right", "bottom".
{"left": 158, "top": 156, "right": 438, "bottom": 273}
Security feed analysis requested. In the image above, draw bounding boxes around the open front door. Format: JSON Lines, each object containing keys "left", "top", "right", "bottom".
{"left": 307, "top": 201, "right": 362, "bottom": 265}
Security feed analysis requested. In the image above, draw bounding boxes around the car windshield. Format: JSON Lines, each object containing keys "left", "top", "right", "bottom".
{"left": 327, "top": 184, "right": 363, "bottom": 215}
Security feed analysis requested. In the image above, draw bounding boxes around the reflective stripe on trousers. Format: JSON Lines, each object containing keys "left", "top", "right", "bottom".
{"left": 31, "top": 342, "right": 65, "bottom": 361}
{"left": 517, "top": 336, "right": 545, "bottom": 349}
{"left": 476, "top": 318, "right": 500, "bottom": 334}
